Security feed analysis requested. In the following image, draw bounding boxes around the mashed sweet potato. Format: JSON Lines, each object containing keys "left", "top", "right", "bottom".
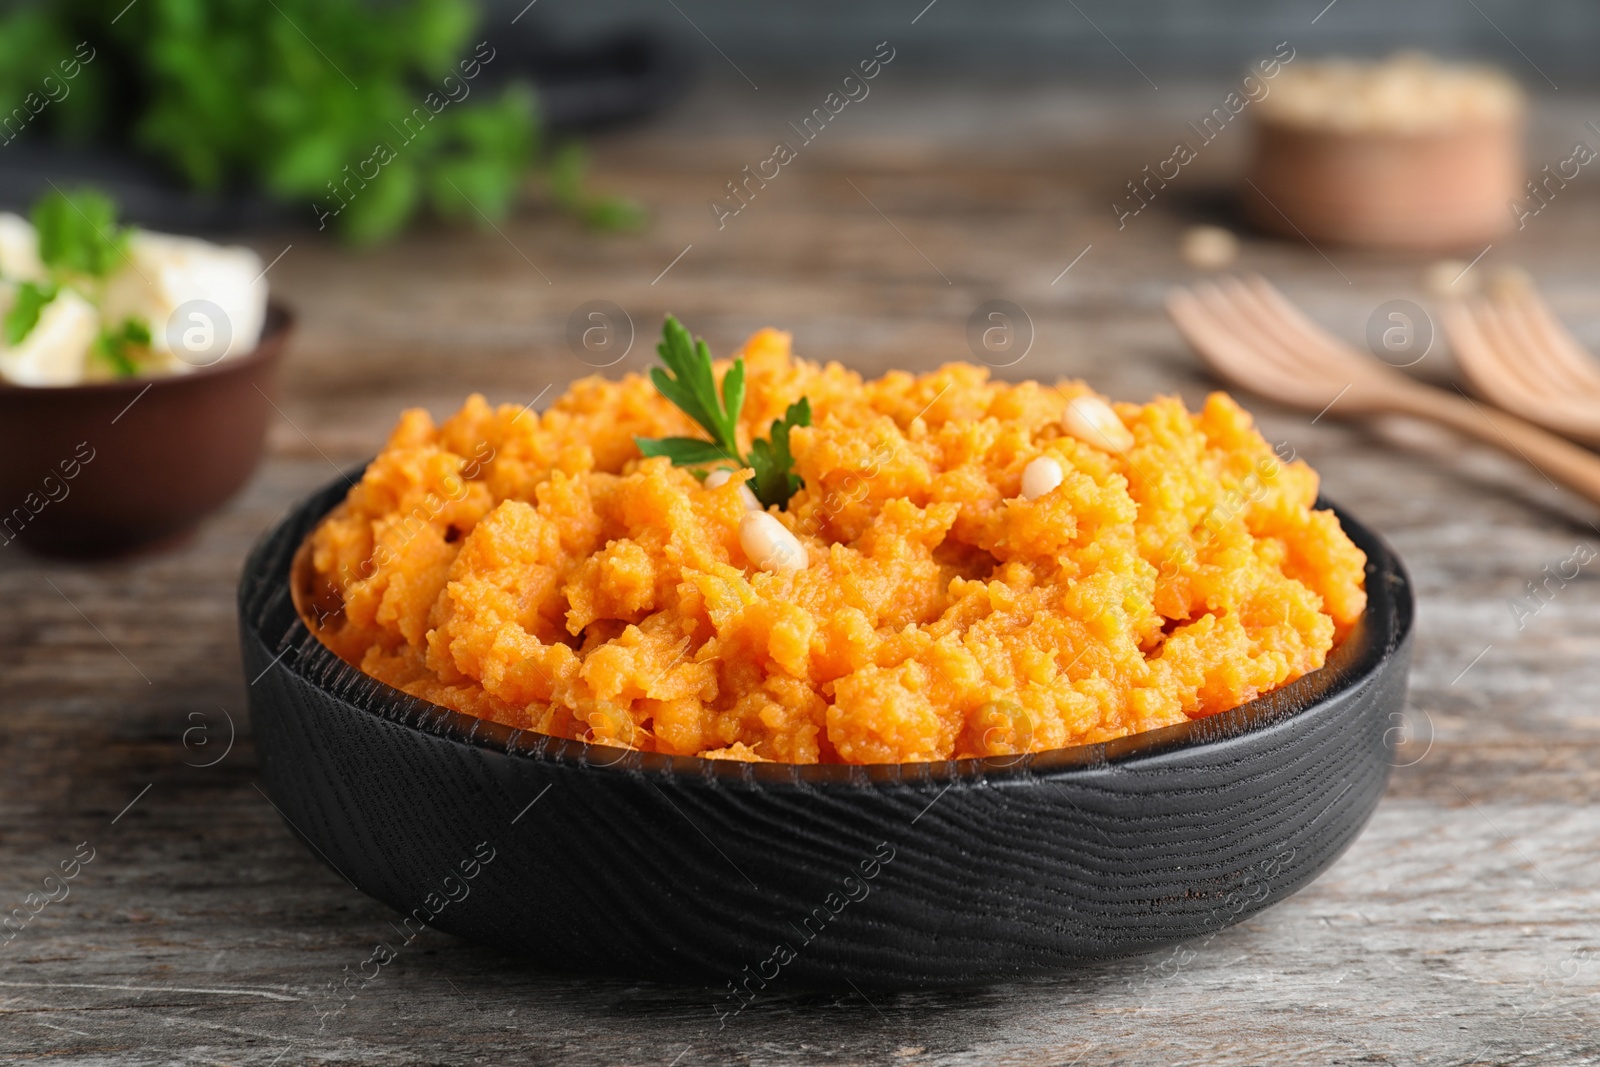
{"left": 304, "top": 328, "right": 1366, "bottom": 764}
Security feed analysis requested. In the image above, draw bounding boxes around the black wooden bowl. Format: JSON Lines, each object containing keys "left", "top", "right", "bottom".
{"left": 239, "top": 471, "right": 1413, "bottom": 991}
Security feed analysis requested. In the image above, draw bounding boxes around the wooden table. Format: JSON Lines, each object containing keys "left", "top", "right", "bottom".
{"left": 5, "top": 74, "right": 1600, "bottom": 1065}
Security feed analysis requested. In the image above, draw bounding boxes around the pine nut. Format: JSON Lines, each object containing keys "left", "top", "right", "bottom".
{"left": 705, "top": 468, "right": 761, "bottom": 510}
{"left": 740, "top": 512, "right": 807, "bottom": 573}
{"left": 1180, "top": 226, "right": 1239, "bottom": 270}
{"left": 1020, "top": 456, "right": 1064, "bottom": 500}
{"left": 1063, "top": 395, "right": 1134, "bottom": 453}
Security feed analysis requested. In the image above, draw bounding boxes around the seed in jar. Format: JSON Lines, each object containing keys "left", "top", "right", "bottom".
{"left": 1484, "top": 264, "right": 1534, "bottom": 300}
{"left": 1422, "top": 258, "right": 1478, "bottom": 298}
{"left": 1063, "top": 395, "right": 1134, "bottom": 453}
{"left": 1020, "top": 456, "right": 1064, "bottom": 500}
{"left": 1180, "top": 225, "right": 1240, "bottom": 270}
{"left": 740, "top": 512, "right": 807, "bottom": 573}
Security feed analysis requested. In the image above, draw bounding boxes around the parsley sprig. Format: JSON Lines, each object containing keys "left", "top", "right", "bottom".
{"left": 3, "top": 280, "right": 57, "bottom": 346}
{"left": 32, "top": 188, "right": 129, "bottom": 278}
{"left": 635, "top": 315, "right": 811, "bottom": 510}
{"left": 0, "top": 188, "right": 147, "bottom": 376}
{"left": 92, "top": 317, "right": 153, "bottom": 377}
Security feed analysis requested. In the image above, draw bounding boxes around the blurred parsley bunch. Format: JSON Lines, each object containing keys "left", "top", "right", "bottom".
{"left": 0, "top": 0, "right": 640, "bottom": 243}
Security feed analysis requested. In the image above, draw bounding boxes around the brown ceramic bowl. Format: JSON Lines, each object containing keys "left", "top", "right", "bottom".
{"left": 0, "top": 304, "right": 292, "bottom": 557}
{"left": 1244, "top": 117, "right": 1523, "bottom": 250}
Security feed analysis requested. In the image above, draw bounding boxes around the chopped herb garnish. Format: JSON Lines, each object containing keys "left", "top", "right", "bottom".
{"left": 3, "top": 280, "right": 58, "bottom": 345}
{"left": 123, "top": 317, "right": 152, "bottom": 347}
{"left": 635, "top": 315, "right": 812, "bottom": 510}
{"left": 92, "top": 317, "right": 152, "bottom": 378}
{"left": 32, "top": 187, "right": 129, "bottom": 278}
{"left": 748, "top": 398, "right": 811, "bottom": 508}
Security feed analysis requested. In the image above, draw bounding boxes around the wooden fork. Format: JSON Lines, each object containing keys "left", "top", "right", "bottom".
{"left": 1443, "top": 281, "right": 1600, "bottom": 448}
{"left": 1166, "top": 274, "right": 1600, "bottom": 506}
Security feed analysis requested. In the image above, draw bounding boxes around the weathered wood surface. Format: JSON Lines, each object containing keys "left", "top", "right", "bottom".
{"left": 4, "top": 75, "right": 1600, "bottom": 1065}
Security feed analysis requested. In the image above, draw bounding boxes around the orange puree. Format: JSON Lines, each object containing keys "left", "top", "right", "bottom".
{"left": 305, "top": 328, "right": 1367, "bottom": 764}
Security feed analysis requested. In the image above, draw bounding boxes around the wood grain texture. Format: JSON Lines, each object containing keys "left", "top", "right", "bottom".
{"left": 1168, "top": 275, "right": 1600, "bottom": 508}
{"left": 3, "top": 75, "right": 1600, "bottom": 1064}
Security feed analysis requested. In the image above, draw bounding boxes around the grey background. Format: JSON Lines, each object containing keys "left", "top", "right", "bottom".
{"left": 508, "top": 0, "right": 1592, "bottom": 85}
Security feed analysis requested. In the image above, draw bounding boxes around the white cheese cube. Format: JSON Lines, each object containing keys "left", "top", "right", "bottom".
{"left": 0, "top": 213, "right": 46, "bottom": 283}
{"left": 103, "top": 231, "right": 267, "bottom": 366}
{"left": 0, "top": 287, "right": 97, "bottom": 386}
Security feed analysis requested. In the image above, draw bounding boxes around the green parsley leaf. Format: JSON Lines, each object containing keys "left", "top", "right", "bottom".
{"left": 548, "top": 142, "right": 647, "bottom": 233}
{"left": 122, "top": 316, "right": 152, "bottom": 347}
{"left": 0, "top": 3, "right": 633, "bottom": 244}
{"left": 91, "top": 316, "right": 152, "bottom": 378}
{"left": 748, "top": 399, "right": 811, "bottom": 510}
{"left": 649, "top": 315, "right": 741, "bottom": 458}
{"left": 32, "top": 187, "right": 129, "bottom": 278}
{"left": 3, "top": 280, "right": 57, "bottom": 345}
{"left": 634, "top": 316, "right": 813, "bottom": 510}
{"left": 578, "top": 194, "right": 647, "bottom": 233}
{"left": 635, "top": 437, "right": 740, "bottom": 466}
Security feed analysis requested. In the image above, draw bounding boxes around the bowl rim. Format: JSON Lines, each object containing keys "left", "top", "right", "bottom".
{"left": 248, "top": 469, "right": 1413, "bottom": 790}
{"left": 1250, "top": 110, "right": 1526, "bottom": 141}
{"left": 0, "top": 301, "right": 293, "bottom": 397}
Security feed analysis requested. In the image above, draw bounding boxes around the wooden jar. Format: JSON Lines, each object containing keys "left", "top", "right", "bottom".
{"left": 1245, "top": 116, "right": 1524, "bottom": 250}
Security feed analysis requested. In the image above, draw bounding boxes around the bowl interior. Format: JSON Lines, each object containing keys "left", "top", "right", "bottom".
{"left": 0, "top": 303, "right": 292, "bottom": 398}
{"left": 264, "top": 467, "right": 1414, "bottom": 788}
